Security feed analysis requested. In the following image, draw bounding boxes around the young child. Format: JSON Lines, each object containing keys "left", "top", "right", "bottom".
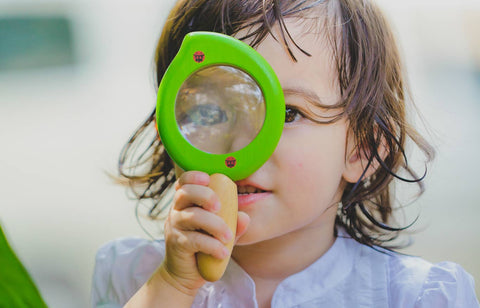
{"left": 92, "top": 0, "right": 479, "bottom": 307}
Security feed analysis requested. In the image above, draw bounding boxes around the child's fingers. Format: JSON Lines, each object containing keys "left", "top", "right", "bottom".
{"left": 173, "top": 207, "right": 233, "bottom": 245}
{"left": 175, "top": 171, "right": 210, "bottom": 190}
{"left": 173, "top": 184, "right": 220, "bottom": 212}
{"left": 235, "top": 211, "right": 250, "bottom": 242}
{"left": 172, "top": 230, "right": 229, "bottom": 260}
{"left": 188, "top": 231, "right": 230, "bottom": 259}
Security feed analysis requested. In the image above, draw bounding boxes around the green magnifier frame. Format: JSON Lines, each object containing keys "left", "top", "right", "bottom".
{"left": 156, "top": 31, "right": 285, "bottom": 181}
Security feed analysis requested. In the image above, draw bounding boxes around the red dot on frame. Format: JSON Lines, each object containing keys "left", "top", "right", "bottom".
{"left": 193, "top": 51, "right": 205, "bottom": 63}
{"left": 225, "top": 156, "right": 236, "bottom": 168}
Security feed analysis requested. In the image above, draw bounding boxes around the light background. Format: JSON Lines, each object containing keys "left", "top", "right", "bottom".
{"left": 0, "top": 0, "right": 479, "bottom": 307}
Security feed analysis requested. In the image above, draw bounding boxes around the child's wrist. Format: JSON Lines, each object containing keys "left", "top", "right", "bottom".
{"left": 154, "top": 264, "right": 200, "bottom": 298}
{"left": 123, "top": 264, "right": 197, "bottom": 308}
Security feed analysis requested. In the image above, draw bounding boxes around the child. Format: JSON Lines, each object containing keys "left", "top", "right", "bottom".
{"left": 92, "top": 0, "right": 479, "bottom": 307}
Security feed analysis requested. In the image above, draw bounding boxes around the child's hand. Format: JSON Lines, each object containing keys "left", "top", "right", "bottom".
{"left": 159, "top": 171, "right": 250, "bottom": 294}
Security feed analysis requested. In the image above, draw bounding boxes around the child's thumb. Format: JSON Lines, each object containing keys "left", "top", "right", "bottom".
{"left": 234, "top": 211, "right": 250, "bottom": 242}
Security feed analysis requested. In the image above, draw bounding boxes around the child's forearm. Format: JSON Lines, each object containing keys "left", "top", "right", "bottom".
{"left": 124, "top": 265, "right": 197, "bottom": 308}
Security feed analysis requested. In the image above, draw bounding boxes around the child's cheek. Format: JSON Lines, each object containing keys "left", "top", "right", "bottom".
{"left": 283, "top": 147, "right": 322, "bottom": 191}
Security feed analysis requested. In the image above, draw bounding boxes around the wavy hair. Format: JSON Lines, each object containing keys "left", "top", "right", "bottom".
{"left": 117, "top": 0, "right": 435, "bottom": 249}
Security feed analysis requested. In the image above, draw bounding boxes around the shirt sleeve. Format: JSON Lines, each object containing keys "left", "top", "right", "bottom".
{"left": 90, "top": 238, "right": 165, "bottom": 308}
{"left": 414, "top": 261, "right": 479, "bottom": 308}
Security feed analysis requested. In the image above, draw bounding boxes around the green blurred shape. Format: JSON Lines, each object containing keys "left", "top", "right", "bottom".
{"left": 0, "top": 224, "right": 48, "bottom": 308}
{"left": 0, "top": 16, "right": 74, "bottom": 71}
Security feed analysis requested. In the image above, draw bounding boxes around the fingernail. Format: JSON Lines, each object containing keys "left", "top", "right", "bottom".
{"left": 214, "top": 201, "right": 221, "bottom": 212}
{"left": 222, "top": 247, "right": 230, "bottom": 258}
{"left": 224, "top": 230, "right": 233, "bottom": 242}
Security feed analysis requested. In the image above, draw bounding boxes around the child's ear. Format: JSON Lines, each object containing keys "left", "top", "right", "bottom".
{"left": 342, "top": 132, "right": 388, "bottom": 184}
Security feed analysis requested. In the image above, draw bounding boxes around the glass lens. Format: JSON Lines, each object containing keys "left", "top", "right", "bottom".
{"left": 175, "top": 65, "right": 265, "bottom": 154}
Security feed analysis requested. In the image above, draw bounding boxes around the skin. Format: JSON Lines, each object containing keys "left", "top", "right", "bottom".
{"left": 125, "top": 18, "right": 377, "bottom": 308}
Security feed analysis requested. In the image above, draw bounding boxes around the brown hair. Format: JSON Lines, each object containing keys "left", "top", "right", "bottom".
{"left": 118, "top": 0, "right": 435, "bottom": 248}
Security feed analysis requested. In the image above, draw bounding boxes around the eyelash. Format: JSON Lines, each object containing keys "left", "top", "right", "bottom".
{"left": 285, "top": 106, "right": 304, "bottom": 124}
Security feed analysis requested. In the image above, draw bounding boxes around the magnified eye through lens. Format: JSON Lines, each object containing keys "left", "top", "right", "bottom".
{"left": 175, "top": 65, "right": 265, "bottom": 154}
{"left": 181, "top": 104, "right": 228, "bottom": 126}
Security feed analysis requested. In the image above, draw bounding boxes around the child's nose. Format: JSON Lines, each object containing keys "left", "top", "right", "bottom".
{"left": 228, "top": 132, "right": 253, "bottom": 153}
{"left": 227, "top": 112, "right": 265, "bottom": 153}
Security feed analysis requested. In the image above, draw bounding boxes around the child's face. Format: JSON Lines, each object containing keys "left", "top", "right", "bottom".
{"left": 233, "top": 18, "right": 352, "bottom": 245}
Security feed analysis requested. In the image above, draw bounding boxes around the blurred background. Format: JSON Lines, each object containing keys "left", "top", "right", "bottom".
{"left": 0, "top": 0, "right": 479, "bottom": 306}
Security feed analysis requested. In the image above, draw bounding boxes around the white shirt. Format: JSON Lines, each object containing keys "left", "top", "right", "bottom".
{"left": 91, "top": 232, "right": 479, "bottom": 307}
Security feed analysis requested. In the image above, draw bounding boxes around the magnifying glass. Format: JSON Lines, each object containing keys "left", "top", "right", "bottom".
{"left": 156, "top": 32, "right": 284, "bottom": 281}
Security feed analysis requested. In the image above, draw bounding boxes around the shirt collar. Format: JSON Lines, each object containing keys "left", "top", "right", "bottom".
{"left": 271, "top": 229, "right": 359, "bottom": 306}
{"left": 214, "top": 228, "right": 358, "bottom": 307}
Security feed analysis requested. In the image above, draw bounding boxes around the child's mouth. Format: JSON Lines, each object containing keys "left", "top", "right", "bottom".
{"left": 237, "top": 185, "right": 266, "bottom": 195}
{"left": 236, "top": 185, "right": 270, "bottom": 208}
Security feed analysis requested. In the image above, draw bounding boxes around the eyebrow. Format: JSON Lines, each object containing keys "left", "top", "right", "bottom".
{"left": 282, "top": 86, "right": 345, "bottom": 123}
{"left": 283, "top": 86, "right": 345, "bottom": 111}
{"left": 282, "top": 86, "right": 326, "bottom": 107}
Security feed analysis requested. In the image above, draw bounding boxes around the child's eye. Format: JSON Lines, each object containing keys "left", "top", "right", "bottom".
{"left": 285, "top": 106, "right": 302, "bottom": 123}
{"left": 184, "top": 104, "right": 228, "bottom": 126}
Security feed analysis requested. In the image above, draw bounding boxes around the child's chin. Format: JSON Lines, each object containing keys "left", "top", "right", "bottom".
{"left": 233, "top": 229, "right": 274, "bottom": 247}
{"left": 233, "top": 236, "right": 250, "bottom": 247}
{"left": 233, "top": 233, "right": 258, "bottom": 247}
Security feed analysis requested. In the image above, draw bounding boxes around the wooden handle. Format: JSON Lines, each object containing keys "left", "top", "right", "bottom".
{"left": 196, "top": 173, "right": 238, "bottom": 282}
